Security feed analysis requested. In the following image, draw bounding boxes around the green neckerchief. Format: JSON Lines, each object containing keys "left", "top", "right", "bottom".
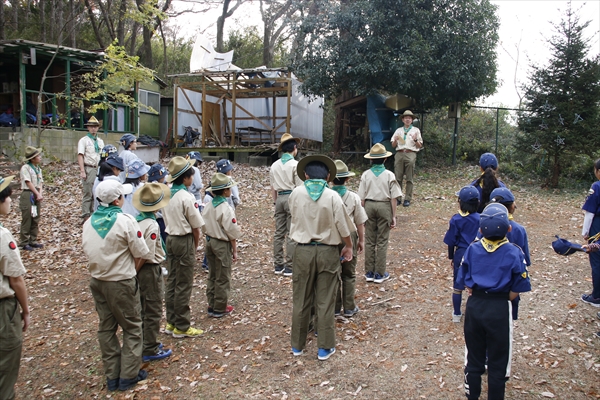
{"left": 170, "top": 183, "right": 187, "bottom": 197}
{"left": 304, "top": 179, "right": 328, "bottom": 201}
{"left": 281, "top": 153, "right": 294, "bottom": 165}
{"left": 403, "top": 125, "right": 412, "bottom": 141}
{"left": 370, "top": 164, "right": 386, "bottom": 177}
{"left": 86, "top": 133, "right": 99, "bottom": 153}
{"left": 212, "top": 195, "right": 228, "bottom": 208}
{"left": 27, "top": 162, "right": 41, "bottom": 178}
{"left": 136, "top": 211, "right": 167, "bottom": 254}
{"left": 480, "top": 237, "right": 509, "bottom": 253}
{"left": 91, "top": 205, "right": 122, "bottom": 239}
{"left": 331, "top": 185, "right": 347, "bottom": 198}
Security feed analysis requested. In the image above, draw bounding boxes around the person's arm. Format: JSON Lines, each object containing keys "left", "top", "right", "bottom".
{"left": 192, "top": 227, "right": 201, "bottom": 249}
{"left": 77, "top": 153, "right": 86, "bottom": 179}
{"left": 134, "top": 258, "right": 145, "bottom": 272}
{"left": 390, "top": 198, "right": 397, "bottom": 228}
{"left": 582, "top": 211, "right": 594, "bottom": 239}
{"left": 9, "top": 276, "right": 30, "bottom": 332}
{"left": 340, "top": 235, "right": 353, "bottom": 262}
{"left": 356, "top": 223, "right": 365, "bottom": 255}
{"left": 231, "top": 239, "right": 238, "bottom": 261}
{"left": 391, "top": 131, "right": 398, "bottom": 148}
{"left": 509, "top": 291, "right": 519, "bottom": 301}
{"left": 412, "top": 128, "right": 423, "bottom": 149}
{"left": 272, "top": 189, "right": 277, "bottom": 204}
{"left": 25, "top": 180, "right": 42, "bottom": 201}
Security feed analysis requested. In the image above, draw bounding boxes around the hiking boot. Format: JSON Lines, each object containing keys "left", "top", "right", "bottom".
{"left": 452, "top": 313, "right": 462, "bottom": 323}
{"left": 106, "top": 378, "right": 119, "bottom": 391}
{"left": 142, "top": 348, "right": 172, "bottom": 362}
{"left": 373, "top": 272, "right": 390, "bottom": 284}
{"left": 365, "top": 271, "right": 375, "bottom": 282}
{"left": 317, "top": 348, "right": 336, "bottom": 361}
{"left": 292, "top": 347, "right": 303, "bottom": 356}
{"left": 344, "top": 307, "right": 359, "bottom": 317}
{"left": 164, "top": 323, "right": 174, "bottom": 336}
{"left": 119, "top": 370, "right": 148, "bottom": 391}
{"left": 581, "top": 294, "right": 600, "bottom": 307}
{"left": 211, "top": 305, "right": 234, "bottom": 318}
{"left": 172, "top": 326, "right": 204, "bottom": 338}
{"left": 274, "top": 265, "right": 285, "bottom": 275}
{"left": 283, "top": 267, "right": 293, "bottom": 277}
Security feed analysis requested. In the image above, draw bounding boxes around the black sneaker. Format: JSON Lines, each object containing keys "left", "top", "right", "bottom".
{"left": 403, "top": 200, "right": 410, "bottom": 207}
{"left": 119, "top": 370, "right": 148, "bottom": 391}
{"left": 596, "top": 331, "right": 600, "bottom": 339}
{"left": 283, "top": 267, "right": 293, "bottom": 277}
{"left": 107, "top": 378, "right": 119, "bottom": 391}
{"left": 344, "top": 307, "right": 359, "bottom": 317}
{"left": 274, "top": 265, "right": 285, "bottom": 275}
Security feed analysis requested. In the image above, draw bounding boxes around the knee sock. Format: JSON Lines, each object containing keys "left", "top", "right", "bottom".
{"left": 452, "top": 293, "right": 462, "bottom": 315}
{"left": 511, "top": 295, "right": 520, "bottom": 320}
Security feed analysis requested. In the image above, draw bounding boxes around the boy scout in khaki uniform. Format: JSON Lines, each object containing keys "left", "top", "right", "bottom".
{"left": 162, "top": 157, "right": 205, "bottom": 338}
{"left": 77, "top": 116, "right": 105, "bottom": 221}
{"left": 332, "top": 160, "right": 368, "bottom": 317}
{"left": 202, "top": 173, "right": 242, "bottom": 318}
{"left": 359, "top": 143, "right": 403, "bottom": 284}
{"left": 0, "top": 175, "right": 31, "bottom": 400}
{"left": 132, "top": 183, "right": 172, "bottom": 362}
{"left": 19, "top": 146, "right": 44, "bottom": 250}
{"left": 82, "top": 179, "right": 150, "bottom": 391}
{"left": 288, "top": 155, "right": 354, "bottom": 361}
{"left": 269, "top": 133, "right": 303, "bottom": 276}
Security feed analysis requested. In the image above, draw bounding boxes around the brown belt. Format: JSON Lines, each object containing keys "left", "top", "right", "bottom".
{"left": 84, "top": 164, "right": 97, "bottom": 168}
{"left": 397, "top": 149, "right": 414, "bottom": 153}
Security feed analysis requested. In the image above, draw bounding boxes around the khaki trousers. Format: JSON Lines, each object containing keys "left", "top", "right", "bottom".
{"left": 19, "top": 190, "right": 41, "bottom": 246}
{"left": 273, "top": 193, "right": 295, "bottom": 269}
{"left": 291, "top": 244, "right": 340, "bottom": 351}
{"left": 394, "top": 151, "right": 417, "bottom": 202}
{"left": 82, "top": 165, "right": 96, "bottom": 218}
{"left": 364, "top": 201, "right": 392, "bottom": 275}
{"left": 138, "top": 263, "right": 163, "bottom": 356}
{"left": 205, "top": 237, "right": 232, "bottom": 313}
{"left": 89, "top": 277, "right": 142, "bottom": 381}
{"left": 0, "top": 297, "right": 22, "bottom": 400}
{"left": 165, "top": 234, "right": 196, "bottom": 331}
{"left": 336, "top": 231, "right": 358, "bottom": 312}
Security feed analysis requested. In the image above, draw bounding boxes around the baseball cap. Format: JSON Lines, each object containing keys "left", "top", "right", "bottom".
{"left": 455, "top": 186, "right": 480, "bottom": 203}
{"left": 480, "top": 203, "right": 510, "bottom": 239}
{"left": 147, "top": 164, "right": 168, "bottom": 182}
{"left": 187, "top": 151, "right": 203, "bottom": 162}
{"left": 551, "top": 235, "right": 584, "bottom": 256}
{"left": 126, "top": 159, "right": 150, "bottom": 179}
{"left": 490, "top": 187, "right": 515, "bottom": 203}
{"left": 96, "top": 180, "right": 133, "bottom": 206}
{"left": 216, "top": 159, "right": 233, "bottom": 173}
{"left": 479, "top": 153, "right": 498, "bottom": 170}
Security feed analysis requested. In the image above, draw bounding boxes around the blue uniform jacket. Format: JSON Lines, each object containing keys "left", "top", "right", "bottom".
{"left": 507, "top": 221, "right": 531, "bottom": 266}
{"left": 443, "top": 212, "right": 480, "bottom": 263}
{"left": 582, "top": 180, "right": 600, "bottom": 215}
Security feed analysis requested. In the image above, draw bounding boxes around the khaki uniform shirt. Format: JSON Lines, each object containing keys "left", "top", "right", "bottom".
{"left": 289, "top": 186, "right": 354, "bottom": 245}
{"left": 358, "top": 169, "right": 403, "bottom": 201}
{"left": 341, "top": 190, "right": 368, "bottom": 227}
{"left": 270, "top": 158, "right": 303, "bottom": 192}
{"left": 0, "top": 226, "right": 26, "bottom": 299}
{"left": 138, "top": 218, "right": 166, "bottom": 264}
{"left": 20, "top": 163, "right": 43, "bottom": 189}
{"left": 82, "top": 213, "right": 149, "bottom": 281}
{"left": 163, "top": 189, "right": 205, "bottom": 236}
{"left": 201, "top": 201, "right": 242, "bottom": 241}
{"left": 392, "top": 126, "right": 422, "bottom": 152}
{"left": 77, "top": 135, "right": 105, "bottom": 167}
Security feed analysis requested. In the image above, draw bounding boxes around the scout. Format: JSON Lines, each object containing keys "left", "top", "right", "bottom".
{"left": 77, "top": 116, "right": 105, "bottom": 221}
{"left": 19, "top": 146, "right": 44, "bottom": 250}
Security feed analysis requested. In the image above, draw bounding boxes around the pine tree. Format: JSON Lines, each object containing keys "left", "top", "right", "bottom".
{"left": 518, "top": 4, "right": 600, "bottom": 187}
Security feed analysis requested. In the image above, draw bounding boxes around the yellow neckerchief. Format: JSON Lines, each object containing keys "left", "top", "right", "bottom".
{"left": 480, "top": 237, "right": 510, "bottom": 253}
{"left": 508, "top": 213, "right": 514, "bottom": 220}
{"left": 459, "top": 210, "right": 470, "bottom": 217}
{"left": 589, "top": 232, "right": 600, "bottom": 243}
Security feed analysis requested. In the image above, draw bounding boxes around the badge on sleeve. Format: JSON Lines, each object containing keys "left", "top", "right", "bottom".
{"left": 232, "top": 218, "right": 237, "bottom": 224}
{"left": 137, "top": 231, "right": 142, "bottom": 238}
{"left": 589, "top": 187, "right": 595, "bottom": 195}
{"left": 151, "top": 233, "right": 157, "bottom": 240}
{"left": 194, "top": 202, "right": 199, "bottom": 208}
{"left": 8, "top": 241, "right": 16, "bottom": 250}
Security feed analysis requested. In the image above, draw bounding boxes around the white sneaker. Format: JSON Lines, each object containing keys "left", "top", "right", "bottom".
{"left": 452, "top": 313, "right": 462, "bottom": 323}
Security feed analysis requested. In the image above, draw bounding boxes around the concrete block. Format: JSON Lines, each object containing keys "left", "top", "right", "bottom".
{"left": 235, "top": 152, "right": 249, "bottom": 164}
{"left": 249, "top": 156, "right": 270, "bottom": 167}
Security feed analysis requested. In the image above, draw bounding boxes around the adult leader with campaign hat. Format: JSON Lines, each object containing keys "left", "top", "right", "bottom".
{"left": 391, "top": 110, "right": 423, "bottom": 207}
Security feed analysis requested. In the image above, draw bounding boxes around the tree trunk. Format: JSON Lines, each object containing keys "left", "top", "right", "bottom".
{"left": 83, "top": 0, "right": 104, "bottom": 48}
{"left": 40, "top": 0, "right": 46, "bottom": 42}
{"left": 263, "top": 24, "right": 273, "bottom": 67}
{"left": 69, "top": 0, "right": 76, "bottom": 47}
{"left": 551, "top": 149, "right": 561, "bottom": 188}
{"left": 0, "top": 1, "right": 5, "bottom": 40}
{"left": 12, "top": 0, "right": 19, "bottom": 33}
{"left": 57, "top": 0, "right": 64, "bottom": 43}
{"left": 117, "top": 0, "right": 128, "bottom": 45}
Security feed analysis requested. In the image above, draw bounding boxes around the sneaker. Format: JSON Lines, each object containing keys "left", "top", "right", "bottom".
{"left": 595, "top": 332, "right": 600, "bottom": 339}
{"left": 292, "top": 347, "right": 303, "bottom": 356}
{"left": 581, "top": 294, "right": 600, "bottom": 307}
{"left": 452, "top": 313, "right": 462, "bottom": 323}
{"left": 283, "top": 267, "right": 293, "bottom": 277}
{"left": 344, "top": 307, "right": 360, "bottom": 317}
{"left": 22, "top": 244, "right": 34, "bottom": 251}
{"left": 30, "top": 243, "right": 44, "bottom": 248}
{"left": 211, "top": 305, "right": 235, "bottom": 318}
{"left": 119, "top": 370, "right": 148, "bottom": 391}
{"left": 335, "top": 310, "right": 341, "bottom": 317}
{"left": 172, "top": 326, "right": 204, "bottom": 338}
{"left": 373, "top": 272, "right": 390, "bottom": 284}
{"left": 202, "top": 264, "right": 209, "bottom": 273}
{"left": 164, "top": 323, "right": 174, "bottom": 336}
{"left": 365, "top": 271, "right": 375, "bottom": 282}
{"left": 107, "top": 378, "right": 119, "bottom": 391}
{"left": 317, "top": 348, "right": 336, "bottom": 361}
{"left": 597, "top": 311, "right": 600, "bottom": 320}
{"left": 274, "top": 265, "right": 285, "bottom": 275}
{"left": 403, "top": 200, "right": 410, "bottom": 207}
{"left": 142, "top": 348, "right": 172, "bottom": 362}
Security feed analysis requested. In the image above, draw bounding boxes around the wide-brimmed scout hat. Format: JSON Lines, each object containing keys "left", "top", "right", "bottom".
{"left": 551, "top": 235, "right": 584, "bottom": 256}
{"left": 84, "top": 116, "right": 100, "bottom": 126}
{"left": 206, "top": 172, "right": 237, "bottom": 192}
{"left": 479, "top": 152, "right": 498, "bottom": 170}
{"left": 480, "top": 203, "right": 510, "bottom": 239}
{"left": 0, "top": 175, "right": 15, "bottom": 192}
{"left": 364, "top": 143, "right": 392, "bottom": 159}
{"left": 278, "top": 133, "right": 301, "bottom": 151}
{"left": 399, "top": 110, "right": 417, "bottom": 120}
{"left": 132, "top": 182, "right": 171, "bottom": 212}
{"left": 24, "top": 146, "right": 42, "bottom": 161}
{"left": 334, "top": 159, "right": 355, "bottom": 178}
{"left": 96, "top": 180, "right": 133, "bottom": 206}
{"left": 166, "top": 156, "right": 194, "bottom": 183}
{"left": 296, "top": 154, "right": 337, "bottom": 182}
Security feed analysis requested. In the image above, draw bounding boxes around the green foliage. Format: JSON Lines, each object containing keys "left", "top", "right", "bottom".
{"left": 517, "top": 6, "right": 600, "bottom": 187}
{"left": 224, "top": 26, "right": 288, "bottom": 69}
{"left": 152, "top": 36, "right": 194, "bottom": 77}
{"left": 292, "top": 0, "right": 499, "bottom": 108}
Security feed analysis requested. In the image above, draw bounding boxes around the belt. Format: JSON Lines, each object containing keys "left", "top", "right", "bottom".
{"left": 471, "top": 289, "right": 509, "bottom": 299}
{"left": 0, "top": 296, "right": 15, "bottom": 302}
{"left": 278, "top": 190, "right": 292, "bottom": 195}
{"left": 365, "top": 199, "right": 388, "bottom": 202}
{"left": 84, "top": 164, "right": 97, "bottom": 168}
{"left": 397, "top": 149, "right": 414, "bottom": 153}
{"left": 297, "top": 241, "right": 334, "bottom": 247}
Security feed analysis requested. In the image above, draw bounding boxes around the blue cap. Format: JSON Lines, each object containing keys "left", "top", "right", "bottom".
{"left": 126, "top": 159, "right": 150, "bottom": 179}
{"left": 120, "top": 133, "right": 137, "bottom": 150}
{"left": 101, "top": 144, "right": 117, "bottom": 159}
{"left": 551, "top": 235, "right": 584, "bottom": 256}
{"left": 480, "top": 203, "right": 510, "bottom": 238}
{"left": 490, "top": 187, "right": 515, "bottom": 204}
{"left": 187, "top": 151, "right": 203, "bottom": 162}
{"left": 216, "top": 159, "right": 233, "bottom": 173}
{"left": 455, "top": 186, "right": 480, "bottom": 203}
{"left": 105, "top": 155, "right": 124, "bottom": 171}
{"left": 147, "top": 164, "right": 168, "bottom": 182}
{"left": 479, "top": 153, "right": 498, "bottom": 170}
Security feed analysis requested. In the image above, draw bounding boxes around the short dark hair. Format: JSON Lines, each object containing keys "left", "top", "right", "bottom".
{"left": 594, "top": 158, "right": 600, "bottom": 171}
{"left": 125, "top": 176, "right": 142, "bottom": 187}
{"left": 0, "top": 185, "right": 13, "bottom": 203}
{"left": 371, "top": 158, "right": 385, "bottom": 165}
{"left": 459, "top": 199, "right": 479, "bottom": 214}
{"left": 280, "top": 140, "right": 297, "bottom": 153}
{"left": 172, "top": 167, "right": 195, "bottom": 186}
{"left": 212, "top": 188, "right": 225, "bottom": 196}
{"left": 333, "top": 177, "right": 348, "bottom": 185}
{"left": 304, "top": 161, "right": 329, "bottom": 180}
{"left": 98, "top": 162, "right": 116, "bottom": 182}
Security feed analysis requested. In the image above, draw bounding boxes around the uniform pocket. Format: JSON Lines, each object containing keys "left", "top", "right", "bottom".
{"left": 0, "top": 300, "right": 22, "bottom": 351}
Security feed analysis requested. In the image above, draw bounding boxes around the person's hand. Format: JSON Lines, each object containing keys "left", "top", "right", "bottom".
{"left": 36, "top": 194, "right": 43, "bottom": 202}
{"left": 357, "top": 240, "right": 364, "bottom": 255}
{"left": 340, "top": 245, "right": 353, "bottom": 262}
{"left": 450, "top": 260, "right": 454, "bottom": 268}
{"left": 583, "top": 244, "right": 591, "bottom": 253}
{"left": 22, "top": 311, "right": 30, "bottom": 332}
{"left": 232, "top": 249, "right": 238, "bottom": 262}
{"left": 80, "top": 170, "right": 86, "bottom": 179}
{"left": 390, "top": 216, "right": 397, "bottom": 229}
{"left": 583, "top": 234, "right": 589, "bottom": 241}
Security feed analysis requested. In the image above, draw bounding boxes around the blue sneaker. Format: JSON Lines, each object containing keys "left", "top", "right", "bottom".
{"left": 107, "top": 378, "right": 119, "bottom": 391}
{"left": 344, "top": 307, "right": 359, "bottom": 317}
{"left": 374, "top": 272, "right": 390, "bottom": 284}
{"left": 292, "top": 347, "right": 303, "bottom": 356}
{"left": 119, "top": 370, "right": 148, "bottom": 391}
{"left": 581, "top": 294, "right": 600, "bottom": 307}
{"left": 142, "top": 348, "right": 172, "bottom": 362}
{"left": 274, "top": 265, "right": 285, "bottom": 275}
{"left": 317, "top": 347, "right": 336, "bottom": 360}
{"left": 365, "top": 271, "right": 375, "bottom": 282}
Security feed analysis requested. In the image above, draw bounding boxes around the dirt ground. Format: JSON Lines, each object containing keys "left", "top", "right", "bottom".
{"left": 2, "top": 159, "right": 599, "bottom": 400}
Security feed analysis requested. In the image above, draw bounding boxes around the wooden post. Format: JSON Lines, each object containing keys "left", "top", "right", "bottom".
{"left": 272, "top": 91, "right": 276, "bottom": 143}
{"left": 231, "top": 73, "right": 236, "bottom": 146}
{"left": 173, "top": 79, "right": 178, "bottom": 148}
{"left": 286, "top": 71, "right": 291, "bottom": 133}
{"left": 202, "top": 79, "right": 207, "bottom": 147}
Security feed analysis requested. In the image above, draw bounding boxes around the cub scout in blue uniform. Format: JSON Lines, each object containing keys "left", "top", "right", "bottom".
{"left": 288, "top": 155, "right": 354, "bottom": 361}
{"left": 457, "top": 203, "right": 531, "bottom": 400}
{"left": 469, "top": 152, "right": 507, "bottom": 213}
{"left": 202, "top": 173, "right": 242, "bottom": 318}
{"left": 581, "top": 158, "right": 600, "bottom": 307}
{"left": 82, "top": 180, "right": 150, "bottom": 391}
{"left": 162, "top": 157, "right": 205, "bottom": 338}
{"left": 132, "top": 183, "right": 172, "bottom": 362}
{"left": 0, "top": 175, "right": 31, "bottom": 400}
{"left": 331, "top": 160, "right": 367, "bottom": 317}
